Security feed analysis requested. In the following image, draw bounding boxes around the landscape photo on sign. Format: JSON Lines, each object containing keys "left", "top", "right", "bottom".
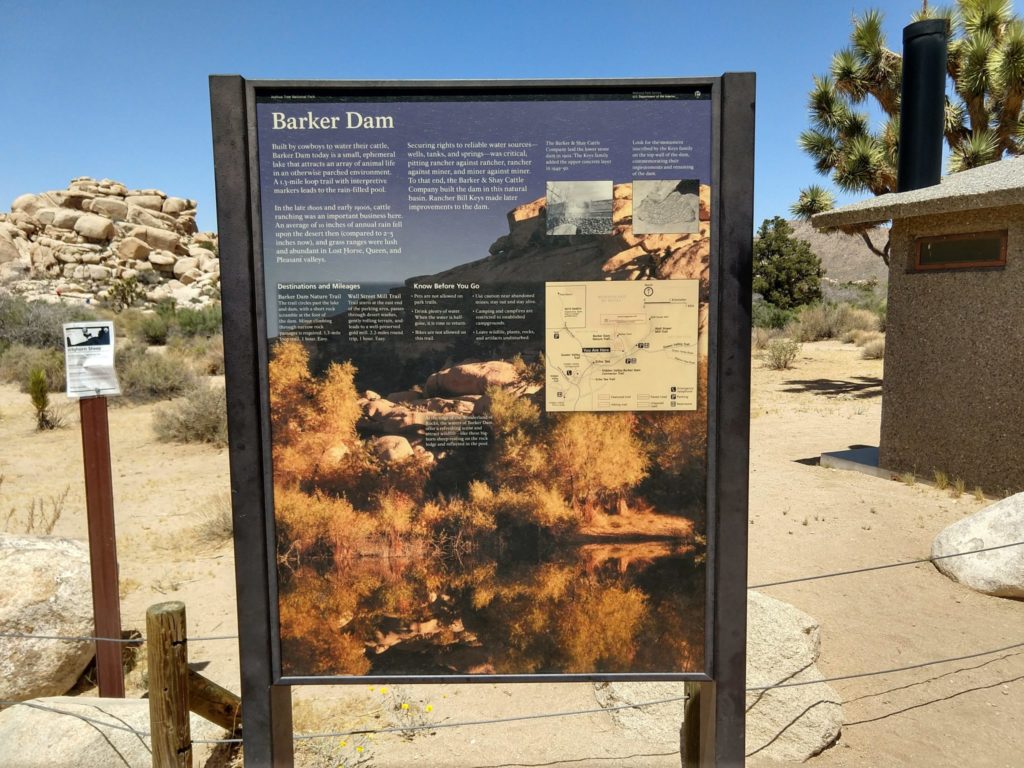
{"left": 257, "top": 90, "right": 712, "bottom": 678}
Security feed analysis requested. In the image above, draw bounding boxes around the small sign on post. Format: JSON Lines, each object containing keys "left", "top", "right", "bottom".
{"left": 63, "top": 320, "right": 124, "bottom": 697}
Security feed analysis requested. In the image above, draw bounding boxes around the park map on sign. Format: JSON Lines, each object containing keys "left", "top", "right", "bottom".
{"left": 545, "top": 280, "right": 699, "bottom": 412}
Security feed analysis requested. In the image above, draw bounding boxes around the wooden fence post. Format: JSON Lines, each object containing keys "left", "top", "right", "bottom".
{"left": 147, "top": 602, "right": 191, "bottom": 768}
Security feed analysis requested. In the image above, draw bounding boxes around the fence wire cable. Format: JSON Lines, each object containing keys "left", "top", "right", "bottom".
{"left": 749, "top": 540, "right": 1024, "bottom": 589}
{"left": 0, "top": 632, "right": 237, "bottom": 644}
{"left": 746, "top": 640, "right": 1024, "bottom": 691}
{"left": 2, "top": 543, "right": 1020, "bottom": 647}
{"left": 4, "top": 639, "right": 1022, "bottom": 746}
{"left": 292, "top": 693, "right": 693, "bottom": 740}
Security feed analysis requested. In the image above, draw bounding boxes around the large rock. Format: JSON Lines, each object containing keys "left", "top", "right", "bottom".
{"left": 0, "top": 536, "right": 95, "bottom": 701}
{"left": 593, "top": 591, "right": 842, "bottom": 764}
{"left": 369, "top": 435, "right": 415, "bottom": 462}
{"left": 0, "top": 232, "right": 20, "bottom": 264}
{"left": 88, "top": 196, "right": 128, "bottom": 221}
{"left": 0, "top": 696, "right": 224, "bottom": 768}
{"left": 118, "top": 236, "right": 151, "bottom": 261}
{"left": 932, "top": 492, "right": 1024, "bottom": 598}
{"left": 73, "top": 214, "right": 115, "bottom": 241}
{"left": 424, "top": 361, "right": 519, "bottom": 396}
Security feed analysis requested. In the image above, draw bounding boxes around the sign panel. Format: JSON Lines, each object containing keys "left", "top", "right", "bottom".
{"left": 251, "top": 84, "right": 715, "bottom": 681}
{"left": 63, "top": 320, "right": 121, "bottom": 398}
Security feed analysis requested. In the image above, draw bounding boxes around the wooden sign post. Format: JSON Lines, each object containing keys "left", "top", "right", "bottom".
{"left": 79, "top": 394, "right": 125, "bottom": 698}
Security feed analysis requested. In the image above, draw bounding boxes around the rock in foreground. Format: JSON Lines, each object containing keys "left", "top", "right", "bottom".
{"left": 0, "top": 536, "right": 94, "bottom": 702}
{"left": 0, "top": 696, "right": 224, "bottom": 768}
{"left": 932, "top": 492, "right": 1024, "bottom": 598}
{"left": 592, "top": 591, "right": 842, "bottom": 763}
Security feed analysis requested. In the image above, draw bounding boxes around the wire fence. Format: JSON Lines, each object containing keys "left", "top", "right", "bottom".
{"left": 1, "top": 539, "right": 1021, "bottom": 749}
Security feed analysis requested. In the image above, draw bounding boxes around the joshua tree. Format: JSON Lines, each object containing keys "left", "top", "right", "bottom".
{"left": 793, "top": 1, "right": 1024, "bottom": 262}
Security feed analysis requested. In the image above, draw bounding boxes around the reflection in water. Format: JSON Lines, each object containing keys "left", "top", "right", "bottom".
{"left": 278, "top": 543, "right": 703, "bottom": 677}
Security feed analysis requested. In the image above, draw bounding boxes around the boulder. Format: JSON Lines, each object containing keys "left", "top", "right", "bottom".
{"left": 173, "top": 256, "right": 199, "bottom": 277}
{"left": 370, "top": 435, "right": 415, "bottom": 462}
{"left": 50, "top": 209, "right": 84, "bottom": 230}
{"left": 0, "top": 696, "right": 224, "bottom": 768}
{"left": 932, "top": 492, "right": 1024, "bottom": 598}
{"left": 593, "top": 591, "right": 842, "bottom": 764}
{"left": 148, "top": 250, "right": 176, "bottom": 269}
{"left": 73, "top": 214, "right": 115, "bottom": 241}
{"left": 424, "top": 361, "right": 519, "bottom": 396}
{"left": 162, "top": 197, "right": 192, "bottom": 215}
{"left": 87, "top": 197, "right": 128, "bottom": 221}
{"left": 86, "top": 265, "right": 111, "bottom": 281}
{"left": 118, "top": 236, "right": 150, "bottom": 261}
{"left": 0, "top": 536, "right": 95, "bottom": 702}
{"left": 127, "top": 205, "right": 178, "bottom": 231}
{"left": 0, "top": 232, "right": 20, "bottom": 264}
{"left": 132, "top": 225, "right": 181, "bottom": 252}
{"left": 124, "top": 194, "right": 164, "bottom": 211}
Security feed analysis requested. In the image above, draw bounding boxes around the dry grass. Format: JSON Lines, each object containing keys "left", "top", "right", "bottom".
{"left": 1, "top": 478, "right": 70, "bottom": 535}
{"left": 153, "top": 383, "right": 228, "bottom": 447}
{"left": 193, "top": 492, "right": 234, "bottom": 546}
{"left": 861, "top": 338, "right": 885, "bottom": 359}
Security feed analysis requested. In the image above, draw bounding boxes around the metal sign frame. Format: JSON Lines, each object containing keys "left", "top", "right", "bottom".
{"left": 210, "top": 73, "right": 753, "bottom": 766}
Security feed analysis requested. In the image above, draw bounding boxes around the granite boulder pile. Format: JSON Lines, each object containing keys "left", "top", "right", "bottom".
{"left": 0, "top": 177, "right": 219, "bottom": 307}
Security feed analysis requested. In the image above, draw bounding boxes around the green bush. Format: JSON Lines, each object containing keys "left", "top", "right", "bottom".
{"left": 752, "top": 301, "right": 795, "bottom": 329}
{"left": 753, "top": 217, "right": 822, "bottom": 310}
{"left": 140, "top": 314, "right": 170, "bottom": 345}
{"left": 0, "top": 345, "right": 65, "bottom": 392}
{"left": 765, "top": 339, "right": 800, "bottom": 370}
{"left": 0, "top": 292, "right": 95, "bottom": 351}
{"left": 175, "top": 306, "right": 222, "bottom": 338}
{"left": 153, "top": 384, "right": 228, "bottom": 447}
{"left": 118, "top": 347, "right": 198, "bottom": 401}
{"left": 28, "top": 368, "right": 61, "bottom": 430}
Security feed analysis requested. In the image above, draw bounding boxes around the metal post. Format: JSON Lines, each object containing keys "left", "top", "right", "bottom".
{"left": 79, "top": 395, "right": 125, "bottom": 698}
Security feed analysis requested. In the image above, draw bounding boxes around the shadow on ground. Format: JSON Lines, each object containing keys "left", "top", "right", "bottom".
{"left": 782, "top": 377, "right": 882, "bottom": 399}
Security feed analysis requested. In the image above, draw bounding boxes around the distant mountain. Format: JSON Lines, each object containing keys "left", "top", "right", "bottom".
{"left": 786, "top": 219, "right": 890, "bottom": 286}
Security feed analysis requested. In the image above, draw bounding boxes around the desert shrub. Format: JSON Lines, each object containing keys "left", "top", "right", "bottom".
{"left": 548, "top": 412, "right": 648, "bottom": 509}
{"left": 118, "top": 346, "right": 198, "bottom": 401}
{"left": 752, "top": 300, "right": 795, "bottom": 330}
{"left": 765, "top": 339, "right": 800, "bottom": 370}
{"left": 175, "top": 305, "right": 222, "bottom": 338}
{"left": 0, "top": 292, "right": 95, "bottom": 350}
{"left": 139, "top": 314, "right": 169, "bottom": 345}
{"left": 192, "top": 492, "right": 234, "bottom": 545}
{"left": 753, "top": 327, "right": 785, "bottom": 351}
{"left": 168, "top": 334, "right": 225, "bottom": 375}
{"left": 861, "top": 338, "right": 885, "bottom": 359}
{"left": 486, "top": 386, "right": 547, "bottom": 491}
{"left": 274, "top": 486, "right": 372, "bottom": 559}
{"left": 0, "top": 344, "right": 65, "bottom": 392}
{"left": 153, "top": 383, "right": 228, "bottom": 447}
{"left": 372, "top": 490, "right": 417, "bottom": 544}
{"left": 786, "top": 302, "right": 878, "bottom": 342}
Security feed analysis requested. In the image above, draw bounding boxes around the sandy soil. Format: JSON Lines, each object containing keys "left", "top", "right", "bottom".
{"left": 1, "top": 339, "right": 1020, "bottom": 767}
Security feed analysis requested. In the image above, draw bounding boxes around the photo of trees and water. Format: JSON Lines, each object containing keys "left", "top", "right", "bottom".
{"left": 269, "top": 181, "right": 711, "bottom": 678}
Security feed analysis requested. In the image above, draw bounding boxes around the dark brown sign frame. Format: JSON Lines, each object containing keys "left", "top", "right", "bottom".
{"left": 210, "top": 74, "right": 753, "bottom": 766}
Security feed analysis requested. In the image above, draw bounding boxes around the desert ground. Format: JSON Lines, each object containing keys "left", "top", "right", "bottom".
{"left": 1, "top": 339, "right": 1021, "bottom": 767}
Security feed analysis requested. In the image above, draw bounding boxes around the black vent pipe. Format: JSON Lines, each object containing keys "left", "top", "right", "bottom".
{"left": 897, "top": 19, "right": 948, "bottom": 192}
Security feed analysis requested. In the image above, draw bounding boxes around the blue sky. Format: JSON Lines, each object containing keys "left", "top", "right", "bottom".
{"left": 1, "top": 0, "right": 931, "bottom": 232}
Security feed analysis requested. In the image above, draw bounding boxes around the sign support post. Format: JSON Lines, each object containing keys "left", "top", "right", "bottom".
{"left": 79, "top": 394, "right": 125, "bottom": 698}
